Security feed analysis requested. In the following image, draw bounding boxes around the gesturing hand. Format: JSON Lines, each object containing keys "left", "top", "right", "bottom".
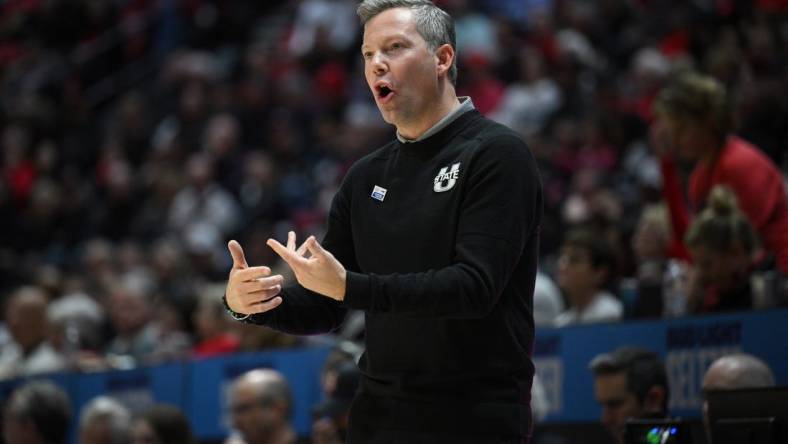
{"left": 267, "top": 231, "right": 347, "bottom": 301}
{"left": 225, "top": 240, "right": 284, "bottom": 315}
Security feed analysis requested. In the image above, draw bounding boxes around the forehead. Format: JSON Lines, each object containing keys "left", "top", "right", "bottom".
{"left": 362, "top": 7, "right": 419, "bottom": 44}
{"left": 594, "top": 372, "right": 629, "bottom": 398}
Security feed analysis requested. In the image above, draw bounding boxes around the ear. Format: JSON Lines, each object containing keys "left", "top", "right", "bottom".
{"left": 435, "top": 43, "right": 454, "bottom": 80}
{"left": 643, "top": 386, "right": 666, "bottom": 414}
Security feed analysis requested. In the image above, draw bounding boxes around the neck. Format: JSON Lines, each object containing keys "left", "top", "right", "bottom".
{"left": 261, "top": 425, "right": 295, "bottom": 444}
{"left": 698, "top": 134, "right": 726, "bottom": 166}
{"left": 397, "top": 83, "right": 459, "bottom": 140}
{"left": 570, "top": 288, "right": 599, "bottom": 312}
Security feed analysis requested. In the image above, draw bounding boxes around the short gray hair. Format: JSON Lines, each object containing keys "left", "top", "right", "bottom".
{"left": 79, "top": 396, "right": 132, "bottom": 444}
{"left": 357, "top": 0, "right": 457, "bottom": 85}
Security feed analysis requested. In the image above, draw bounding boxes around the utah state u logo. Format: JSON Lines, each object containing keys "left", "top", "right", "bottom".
{"left": 433, "top": 162, "right": 460, "bottom": 193}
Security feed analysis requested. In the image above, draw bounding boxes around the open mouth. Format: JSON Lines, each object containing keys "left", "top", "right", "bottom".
{"left": 375, "top": 82, "right": 394, "bottom": 100}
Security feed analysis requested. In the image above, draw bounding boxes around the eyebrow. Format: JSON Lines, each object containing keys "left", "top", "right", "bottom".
{"left": 361, "top": 34, "right": 412, "bottom": 51}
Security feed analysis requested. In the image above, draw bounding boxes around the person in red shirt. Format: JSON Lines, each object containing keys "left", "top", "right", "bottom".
{"left": 193, "top": 289, "right": 240, "bottom": 358}
{"left": 651, "top": 72, "right": 788, "bottom": 274}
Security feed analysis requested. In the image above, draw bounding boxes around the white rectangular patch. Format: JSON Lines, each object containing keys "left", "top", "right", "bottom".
{"left": 371, "top": 185, "right": 387, "bottom": 202}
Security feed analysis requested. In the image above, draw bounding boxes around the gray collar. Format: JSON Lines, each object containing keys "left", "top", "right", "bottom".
{"left": 397, "top": 97, "right": 475, "bottom": 143}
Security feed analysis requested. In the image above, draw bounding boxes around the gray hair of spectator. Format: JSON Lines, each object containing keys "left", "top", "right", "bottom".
{"left": 79, "top": 396, "right": 132, "bottom": 444}
{"left": 357, "top": 0, "right": 457, "bottom": 85}
{"left": 589, "top": 347, "right": 669, "bottom": 413}
{"left": 6, "top": 380, "right": 72, "bottom": 444}
{"left": 238, "top": 369, "right": 294, "bottom": 420}
{"left": 707, "top": 353, "right": 775, "bottom": 389}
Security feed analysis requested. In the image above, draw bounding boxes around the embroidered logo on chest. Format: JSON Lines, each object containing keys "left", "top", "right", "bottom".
{"left": 433, "top": 162, "right": 461, "bottom": 193}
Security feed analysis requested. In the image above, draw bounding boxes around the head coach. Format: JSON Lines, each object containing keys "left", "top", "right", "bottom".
{"left": 224, "top": 1, "right": 543, "bottom": 442}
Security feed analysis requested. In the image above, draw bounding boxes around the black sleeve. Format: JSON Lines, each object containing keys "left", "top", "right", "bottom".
{"left": 235, "top": 174, "right": 359, "bottom": 335}
{"left": 342, "top": 134, "right": 541, "bottom": 318}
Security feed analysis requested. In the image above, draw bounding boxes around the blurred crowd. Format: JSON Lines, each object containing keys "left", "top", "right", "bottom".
{"left": 1, "top": 0, "right": 787, "bottom": 380}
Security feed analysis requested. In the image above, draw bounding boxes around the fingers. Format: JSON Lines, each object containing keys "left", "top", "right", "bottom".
{"left": 228, "top": 240, "right": 248, "bottom": 270}
{"left": 238, "top": 276, "right": 283, "bottom": 294}
{"left": 233, "top": 266, "right": 272, "bottom": 282}
{"left": 305, "top": 236, "right": 326, "bottom": 257}
{"left": 287, "top": 231, "right": 296, "bottom": 250}
{"left": 296, "top": 239, "right": 309, "bottom": 256}
{"left": 285, "top": 231, "right": 309, "bottom": 256}
{"left": 267, "top": 238, "right": 304, "bottom": 267}
{"left": 248, "top": 295, "right": 283, "bottom": 313}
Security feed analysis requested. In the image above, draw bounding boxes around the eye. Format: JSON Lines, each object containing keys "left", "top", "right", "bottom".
{"left": 391, "top": 42, "right": 402, "bottom": 50}
{"left": 363, "top": 51, "right": 373, "bottom": 60}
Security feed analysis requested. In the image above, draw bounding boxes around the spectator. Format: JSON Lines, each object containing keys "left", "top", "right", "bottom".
{"left": 104, "top": 273, "right": 159, "bottom": 366}
{"left": 652, "top": 72, "right": 788, "bottom": 273}
{"left": 79, "top": 396, "right": 132, "bottom": 444}
{"left": 192, "top": 283, "right": 240, "bottom": 358}
{"left": 589, "top": 347, "right": 670, "bottom": 444}
{"left": 684, "top": 186, "right": 759, "bottom": 313}
{"left": 701, "top": 353, "right": 775, "bottom": 443}
{"left": 554, "top": 229, "right": 623, "bottom": 327}
{"left": 311, "top": 362, "right": 360, "bottom": 444}
{"left": 225, "top": 368, "right": 307, "bottom": 444}
{"left": 131, "top": 404, "right": 196, "bottom": 444}
{"left": 0, "top": 286, "right": 65, "bottom": 379}
{"left": 3, "top": 380, "right": 72, "bottom": 444}
{"left": 533, "top": 271, "right": 564, "bottom": 327}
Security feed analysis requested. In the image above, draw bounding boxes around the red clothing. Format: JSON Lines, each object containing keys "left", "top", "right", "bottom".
{"left": 193, "top": 333, "right": 240, "bottom": 358}
{"left": 661, "top": 136, "right": 788, "bottom": 273}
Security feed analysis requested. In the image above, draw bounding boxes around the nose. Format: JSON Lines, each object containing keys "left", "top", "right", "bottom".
{"left": 370, "top": 52, "right": 388, "bottom": 76}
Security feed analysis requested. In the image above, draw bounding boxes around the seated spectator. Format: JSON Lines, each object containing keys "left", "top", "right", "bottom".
{"left": 131, "top": 404, "right": 195, "bottom": 444}
{"left": 630, "top": 204, "right": 690, "bottom": 318}
{"left": 192, "top": 283, "right": 240, "bottom": 358}
{"left": 554, "top": 229, "right": 623, "bottom": 327}
{"left": 225, "top": 368, "right": 308, "bottom": 444}
{"left": 0, "top": 286, "right": 65, "bottom": 379}
{"left": 652, "top": 72, "right": 788, "bottom": 273}
{"left": 589, "top": 347, "right": 670, "bottom": 444}
{"left": 533, "top": 271, "right": 564, "bottom": 327}
{"left": 684, "top": 186, "right": 760, "bottom": 313}
{"left": 79, "top": 396, "right": 132, "bottom": 444}
{"left": 105, "top": 274, "right": 159, "bottom": 366}
{"left": 47, "top": 291, "right": 107, "bottom": 370}
{"left": 3, "top": 380, "right": 72, "bottom": 444}
{"left": 105, "top": 272, "right": 190, "bottom": 366}
{"left": 311, "top": 362, "right": 360, "bottom": 444}
{"left": 701, "top": 353, "right": 775, "bottom": 443}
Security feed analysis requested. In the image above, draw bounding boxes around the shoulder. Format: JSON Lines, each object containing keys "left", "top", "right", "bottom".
{"left": 589, "top": 292, "right": 624, "bottom": 317}
{"left": 719, "top": 137, "right": 776, "bottom": 170}
{"left": 342, "top": 140, "right": 398, "bottom": 183}
{"left": 461, "top": 117, "right": 536, "bottom": 168}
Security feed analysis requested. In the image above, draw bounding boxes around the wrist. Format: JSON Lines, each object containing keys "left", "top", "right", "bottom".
{"left": 222, "top": 295, "right": 251, "bottom": 321}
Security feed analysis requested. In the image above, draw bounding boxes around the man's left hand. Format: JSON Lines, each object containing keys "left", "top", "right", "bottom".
{"left": 267, "top": 231, "right": 347, "bottom": 301}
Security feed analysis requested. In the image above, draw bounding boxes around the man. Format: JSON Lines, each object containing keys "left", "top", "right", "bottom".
{"left": 589, "top": 347, "right": 669, "bottom": 444}
{"left": 312, "top": 362, "right": 361, "bottom": 444}
{"left": 225, "top": 369, "right": 306, "bottom": 444}
{"left": 225, "top": 0, "right": 542, "bottom": 442}
{"left": 554, "top": 229, "right": 622, "bottom": 327}
{"left": 78, "top": 396, "right": 132, "bottom": 444}
{"left": 3, "top": 380, "right": 72, "bottom": 444}
{"left": 0, "top": 286, "right": 65, "bottom": 379}
{"left": 701, "top": 353, "right": 775, "bottom": 442}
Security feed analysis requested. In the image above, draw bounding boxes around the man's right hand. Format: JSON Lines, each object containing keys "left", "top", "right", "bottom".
{"left": 225, "top": 240, "right": 284, "bottom": 315}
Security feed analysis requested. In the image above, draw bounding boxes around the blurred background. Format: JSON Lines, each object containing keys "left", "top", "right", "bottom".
{"left": 0, "top": 0, "right": 786, "bottom": 443}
